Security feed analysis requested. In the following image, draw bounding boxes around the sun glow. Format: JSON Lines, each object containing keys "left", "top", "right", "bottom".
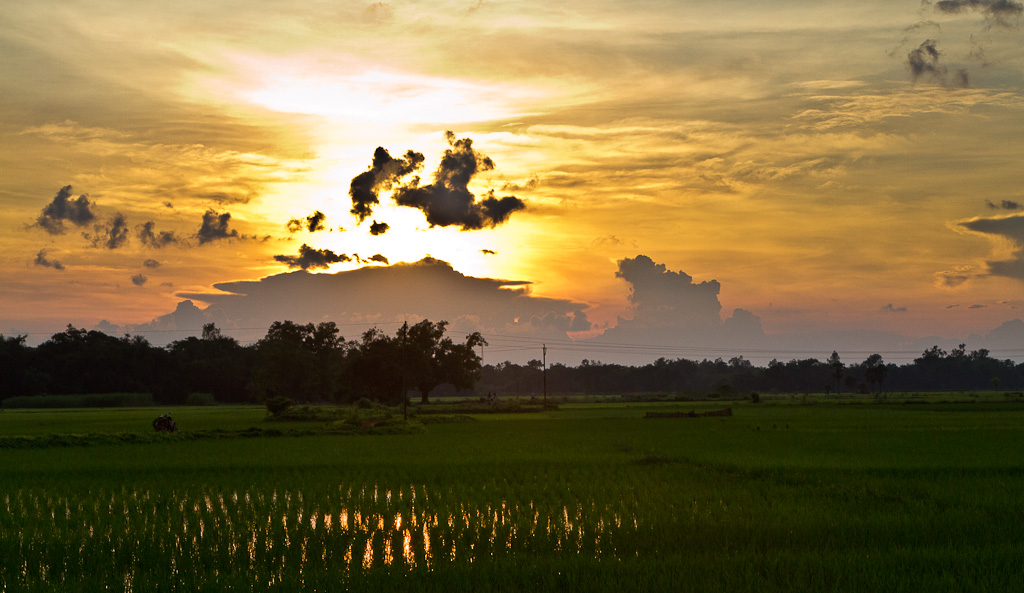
{"left": 237, "top": 59, "right": 543, "bottom": 124}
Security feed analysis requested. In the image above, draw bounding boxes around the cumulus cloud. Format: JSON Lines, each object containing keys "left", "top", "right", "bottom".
{"left": 131, "top": 274, "right": 147, "bottom": 286}
{"left": 137, "top": 221, "right": 179, "bottom": 248}
{"left": 287, "top": 211, "right": 327, "bottom": 233}
{"left": 392, "top": 133, "right": 526, "bottom": 229}
{"left": 102, "top": 299, "right": 223, "bottom": 339}
{"left": 273, "top": 244, "right": 352, "bottom": 270}
{"left": 34, "top": 185, "right": 95, "bottom": 234}
{"left": 197, "top": 209, "right": 239, "bottom": 245}
{"left": 614, "top": 255, "right": 722, "bottom": 329}
{"left": 33, "top": 250, "right": 65, "bottom": 271}
{"left": 369, "top": 220, "right": 390, "bottom": 235}
{"left": 143, "top": 259, "right": 161, "bottom": 268}
{"left": 349, "top": 147, "right": 425, "bottom": 222}
{"left": 86, "top": 213, "right": 130, "bottom": 249}
{"left": 596, "top": 255, "right": 765, "bottom": 352}
{"left": 367, "top": 254, "right": 389, "bottom": 264}
{"left": 170, "top": 257, "right": 589, "bottom": 344}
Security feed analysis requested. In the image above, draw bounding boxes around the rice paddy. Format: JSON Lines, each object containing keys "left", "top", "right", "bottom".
{"left": 2, "top": 399, "right": 1023, "bottom": 591}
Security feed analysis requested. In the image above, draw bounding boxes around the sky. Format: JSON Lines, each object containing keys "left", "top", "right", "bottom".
{"left": 2, "top": 0, "right": 1024, "bottom": 365}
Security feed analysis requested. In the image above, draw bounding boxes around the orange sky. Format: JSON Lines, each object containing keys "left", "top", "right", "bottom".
{"left": 2, "top": 0, "right": 1023, "bottom": 362}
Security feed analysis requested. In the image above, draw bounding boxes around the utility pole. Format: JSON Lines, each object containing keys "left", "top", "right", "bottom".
{"left": 401, "top": 325, "right": 408, "bottom": 421}
{"left": 542, "top": 343, "right": 547, "bottom": 408}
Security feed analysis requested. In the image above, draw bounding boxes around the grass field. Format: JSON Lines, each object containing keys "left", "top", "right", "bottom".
{"left": 2, "top": 398, "right": 1023, "bottom": 591}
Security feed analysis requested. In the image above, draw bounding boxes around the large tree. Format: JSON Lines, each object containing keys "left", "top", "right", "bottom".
{"left": 397, "top": 320, "right": 487, "bottom": 404}
{"left": 254, "top": 320, "right": 345, "bottom": 401}
{"left": 349, "top": 320, "right": 486, "bottom": 404}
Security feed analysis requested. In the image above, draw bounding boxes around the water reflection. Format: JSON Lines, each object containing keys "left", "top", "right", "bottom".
{"left": 0, "top": 484, "right": 656, "bottom": 588}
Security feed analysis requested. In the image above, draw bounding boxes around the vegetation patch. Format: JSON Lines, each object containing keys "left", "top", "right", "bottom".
{"left": 414, "top": 400, "right": 554, "bottom": 415}
{"left": 2, "top": 393, "right": 153, "bottom": 409}
{"left": 0, "top": 421, "right": 422, "bottom": 449}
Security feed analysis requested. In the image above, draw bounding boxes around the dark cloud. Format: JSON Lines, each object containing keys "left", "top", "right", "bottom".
{"left": 392, "top": 132, "right": 526, "bottom": 230}
{"left": 880, "top": 303, "right": 909, "bottom": 313}
{"left": 274, "top": 244, "right": 352, "bottom": 270}
{"left": 137, "top": 221, "right": 180, "bottom": 248}
{"left": 163, "top": 202, "right": 174, "bottom": 209}
{"left": 481, "top": 249, "right": 497, "bottom": 255}
{"left": 35, "top": 185, "right": 96, "bottom": 234}
{"left": 287, "top": 210, "right": 327, "bottom": 233}
{"left": 500, "top": 177, "right": 539, "bottom": 192}
{"left": 933, "top": 0, "right": 1023, "bottom": 27}
{"left": 987, "top": 200, "right": 1023, "bottom": 210}
{"left": 969, "top": 303, "right": 988, "bottom": 308}
{"left": 33, "top": 250, "right": 65, "bottom": 271}
{"left": 908, "top": 39, "right": 946, "bottom": 83}
{"left": 197, "top": 209, "right": 239, "bottom": 245}
{"left": 171, "top": 257, "right": 589, "bottom": 347}
{"left": 367, "top": 254, "right": 389, "bottom": 264}
{"left": 131, "top": 274, "right": 147, "bottom": 286}
{"left": 957, "top": 214, "right": 1024, "bottom": 280}
{"left": 86, "top": 213, "right": 130, "bottom": 249}
{"left": 349, "top": 147, "right": 425, "bottom": 222}
{"left": 143, "top": 259, "right": 161, "bottom": 268}
{"left": 369, "top": 220, "right": 390, "bottom": 235}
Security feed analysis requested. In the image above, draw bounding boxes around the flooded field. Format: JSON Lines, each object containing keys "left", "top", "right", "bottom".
{"left": 3, "top": 404, "right": 1024, "bottom": 591}
{"left": 3, "top": 480, "right": 655, "bottom": 589}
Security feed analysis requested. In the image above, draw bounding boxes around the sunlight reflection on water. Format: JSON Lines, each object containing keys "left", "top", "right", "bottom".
{"left": 2, "top": 484, "right": 650, "bottom": 588}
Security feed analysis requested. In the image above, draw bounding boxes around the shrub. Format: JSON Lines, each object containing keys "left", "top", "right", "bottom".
{"left": 185, "top": 392, "right": 216, "bottom": 406}
{"left": 265, "top": 396, "right": 293, "bottom": 416}
{"left": 750, "top": 392, "right": 761, "bottom": 404}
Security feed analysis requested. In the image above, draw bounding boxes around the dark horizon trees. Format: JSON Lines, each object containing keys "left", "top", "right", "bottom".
{"left": 477, "top": 348, "right": 1024, "bottom": 399}
{"left": 1, "top": 323, "right": 1022, "bottom": 405}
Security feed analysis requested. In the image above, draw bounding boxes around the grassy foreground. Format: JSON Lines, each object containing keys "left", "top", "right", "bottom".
{"left": 1, "top": 399, "right": 1023, "bottom": 591}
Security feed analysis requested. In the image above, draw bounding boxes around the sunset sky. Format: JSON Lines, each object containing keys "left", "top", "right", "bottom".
{"left": 3, "top": 0, "right": 1023, "bottom": 364}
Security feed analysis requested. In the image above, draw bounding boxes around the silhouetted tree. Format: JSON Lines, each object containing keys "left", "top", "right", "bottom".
{"left": 862, "top": 353, "right": 888, "bottom": 394}
{"left": 828, "top": 351, "right": 844, "bottom": 395}
{"left": 0, "top": 335, "right": 31, "bottom": 401}
{"left": 167, "top": 324, "right": 254, "bottom": 402}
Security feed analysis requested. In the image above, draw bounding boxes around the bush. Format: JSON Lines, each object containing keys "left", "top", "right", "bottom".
{"left": 185, "top": 392, "right": 217, "bottom": 406}
{"left": 750, "top": 392, "right": 761, "bottom": 404}
{"left": 265, "top": 396, "right": 293, "bottom": 416}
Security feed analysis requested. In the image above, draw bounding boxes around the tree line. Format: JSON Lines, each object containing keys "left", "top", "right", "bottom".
{"left": 0, "top": 320, "right": 484, "bottom": 406}
{"left": 478, "top": 346, "right": 1024, "bottom": 397}
{"left": 1, "top": 323, "right": 1022, "bottom": 406}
